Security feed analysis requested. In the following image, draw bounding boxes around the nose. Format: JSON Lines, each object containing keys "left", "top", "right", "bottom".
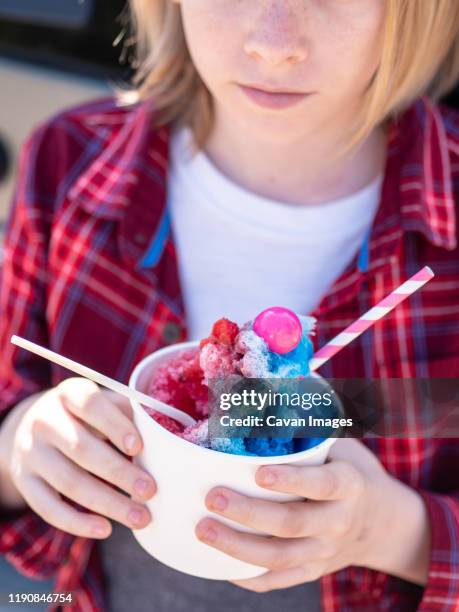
{"left": 244, "top": 3, "right": 307, "bottom": 66}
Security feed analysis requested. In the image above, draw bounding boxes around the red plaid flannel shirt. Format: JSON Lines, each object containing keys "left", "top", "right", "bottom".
{"left": 1, "top": 95, "right": 458, "bottom": 611}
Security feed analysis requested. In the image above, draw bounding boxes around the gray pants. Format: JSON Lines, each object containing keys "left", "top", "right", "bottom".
{"left": 100, "top": 523, "right": 321, "bottom": 612}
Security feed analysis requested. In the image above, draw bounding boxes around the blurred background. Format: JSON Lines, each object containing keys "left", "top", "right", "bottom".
{"left": 0, "top": 1, "right": 459, "bottom": 608}
{"left": 0, "top": 0, "right": 127, "bottom": 246}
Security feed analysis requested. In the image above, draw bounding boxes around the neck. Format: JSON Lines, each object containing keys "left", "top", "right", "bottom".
{"left": 203, "top": 107, "right": 388, "bottom": 206}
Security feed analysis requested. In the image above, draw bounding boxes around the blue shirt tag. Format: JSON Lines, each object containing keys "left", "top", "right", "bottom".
{"left": 138, "top": 209, "right": 171, "bottom": 269}
{"left": 357, "top": 232, "right": 370, "bottom": 273}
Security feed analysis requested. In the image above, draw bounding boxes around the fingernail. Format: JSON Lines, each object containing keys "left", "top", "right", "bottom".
{"left": 124, "top": 434, "right": 138, "bottom": 452}
{"left": 128, "top": 508, "right": 145, "bottom": 526}
{"left": 92, "top": 523, "right": 109, "bottom": 537}
{"left": 135, "top": 479, "right": 152, "bottom": 496}
{"left": 197, "top": 525, "right": 217, "bottom": 543}
{"left": 259, "top": 469, "right": 277, "bottom": 486}
{"left": 209, "top": 494, "right": 228, "bottom": 512}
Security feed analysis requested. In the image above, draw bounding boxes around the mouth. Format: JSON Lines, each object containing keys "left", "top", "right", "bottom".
{"left": 237, "top": 84, "right": 313, "bottom": 110}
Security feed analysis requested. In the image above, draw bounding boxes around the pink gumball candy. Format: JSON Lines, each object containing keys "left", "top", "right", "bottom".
{"left": 253, "top": 307, "right": 302, "bottom": 354}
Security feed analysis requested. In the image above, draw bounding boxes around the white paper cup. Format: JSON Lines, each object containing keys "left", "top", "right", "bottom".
{"left": 129, "top": 341, "right": 337, "bottom": 580}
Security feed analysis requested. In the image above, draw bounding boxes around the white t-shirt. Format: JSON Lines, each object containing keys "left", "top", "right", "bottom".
{"left": 168, "top": 126, "right": 383, "bottom": 341}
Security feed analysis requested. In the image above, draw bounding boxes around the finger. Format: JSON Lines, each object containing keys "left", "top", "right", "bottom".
{"left": 195, "top": 517, "right": 327, "bottom": 570}
{"left": 19, "top": 474, "right": 112, "bottom": 539}
{"left": 328, "top": 438, "right": 384, "bottom": 475}
{"left": 85, "top": 423, "right": 107, "bottom": 441}
{"left": 204, "top": 487, "right": 347, "bottom": 538}
{"left": 38, "top": 413, "right": 156, "bottom": 500}
{"left": 255, "top": 461, "right": 362, "bottom": 500}
{"left": 84, "top": 390, "right": 133, "bottom": 441}
{"left": 230, "top": 564, "right": 324, "bottom": 592}
{"left": 103, "top": 390, "right": 134, "bottom": 420}
{"left": 57, "top": 378, "right": 142, "bottom": 455}
{"left": 34, "top": 446, "right": 152, "bottom": 530}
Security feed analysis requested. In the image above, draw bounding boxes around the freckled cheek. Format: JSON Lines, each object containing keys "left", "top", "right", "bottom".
{"left": 354, "top": 9, "right": 386, "bottom": 71}
{"left": 186, "top": 25, "right": 241, "bottom": 87}
{"left": 181, "top": 4, "right": 251, "bottom": 82}
{"left": 191, "top": 42, "right": 234, "bottom": 88}
{"left": 355, "top": 31, "right": 385, "bottom": 81}
{"left": 182, "top": 3, "right": 236, "bottom": 52}
{"left": 325, "top": 30, "right": 382, "bottom": 87}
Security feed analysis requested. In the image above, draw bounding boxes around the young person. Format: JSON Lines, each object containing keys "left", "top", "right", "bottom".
{"left": 1, "top": 1, "right": 459, "bottom": 610}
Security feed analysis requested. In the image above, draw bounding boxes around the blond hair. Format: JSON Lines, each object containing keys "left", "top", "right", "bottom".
{"left": 121, "top": 0, "right": 459, "bottom": 155}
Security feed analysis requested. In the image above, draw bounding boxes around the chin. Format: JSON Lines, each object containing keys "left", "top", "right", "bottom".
{"left": 238, "top": 111, "right": 312, "bottom": 144}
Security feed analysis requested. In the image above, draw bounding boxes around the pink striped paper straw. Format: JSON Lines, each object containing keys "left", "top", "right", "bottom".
{"left": 309, "top": 265, "right": 434, "bottom": 372}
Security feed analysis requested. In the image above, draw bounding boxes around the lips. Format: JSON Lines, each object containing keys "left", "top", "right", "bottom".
{"left": 243, "top": 83, "right": 306, "bottom": 94}
{"left": 237, "top": 84, "right": 311, "bottom": 110}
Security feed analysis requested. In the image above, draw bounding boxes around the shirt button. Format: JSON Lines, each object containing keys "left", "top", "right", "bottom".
{"left": 134, "top": 233, "right": 147, "bottom": 245}
{"left": 162, "top": 322, "right": 182, "bottom": 344}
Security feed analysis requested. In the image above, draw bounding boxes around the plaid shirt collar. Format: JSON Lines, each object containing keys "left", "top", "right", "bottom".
{"left": 68, "top": 95, "right": 457, "bottom": 280}
{"left": 393, "top": 95, "right": 456, "bottom": 251}
{"left": 68, "top": 100, "right": 170, "bottom": 269}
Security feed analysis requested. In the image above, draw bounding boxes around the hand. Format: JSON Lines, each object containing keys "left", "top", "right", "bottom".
{"left": 0, "top": 378, "right": 156, "bottom": 538}
{"left": 195, "top": 439, "right": 430, "bottom": 592}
